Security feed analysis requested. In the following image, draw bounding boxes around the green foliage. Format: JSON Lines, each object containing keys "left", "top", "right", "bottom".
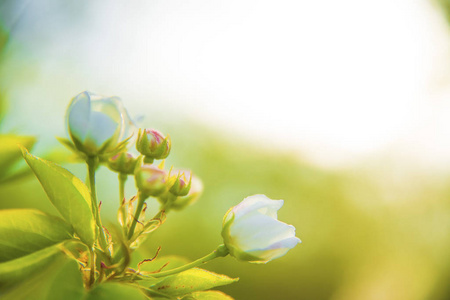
{"left": 0, "top": 244, "right": 64, "bottom": 289}
{"left": 41, "top": 259, "right": 85, "bottom": 300}
{"left": 14, "top": 136, "right": 241, "bottom": 298}
{"left": 0, "top": 209, "right": 73, "bottom": 262}
{"left": 0, "top": 94, "right": 302, "bottom": 299}
{"left": 148, "top": 268, "right": 238, "bottom": 297}
{"left": 0, "top": 135, "right": 36, "bottom": 182}
{"left": 436, "top": 0, "right": 450, "bottom": 24}
{"left": 1, "top": 258, "right": 85, "bottom": 300}
{"left": 85, "top": 282, "right": 148, "bottom": 300}
{"left": 21, "top": 148, "right": 96, "bottom": 246}
{"left": 181, "top": 291, "right": 234, "bottom": 300}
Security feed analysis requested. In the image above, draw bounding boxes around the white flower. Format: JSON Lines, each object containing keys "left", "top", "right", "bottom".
{"left": 66, "top": 91, "right": 135, "bottom": 155}
{"left": 222, "top": 194, "right": 301, "bottom": 263}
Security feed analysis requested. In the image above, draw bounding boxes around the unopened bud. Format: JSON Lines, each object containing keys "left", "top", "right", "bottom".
{"left": 171, "top": 175, "right": 203, "bottom": 210}
{"left": 134, "top": 164, "right": 167, "bottom": 197}
{"left": 168, "top": 169, "right": 192, "bottom": 197}
{"left": 136, "top": 129, "right": 171, "bottom": 160}
{"left": 108, "top": 152, "right": 137, "bottom": 174}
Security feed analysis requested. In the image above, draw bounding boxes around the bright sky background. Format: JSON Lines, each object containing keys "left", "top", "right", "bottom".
{"left": 7, "top": 0, "right": 450, "bottom": 168}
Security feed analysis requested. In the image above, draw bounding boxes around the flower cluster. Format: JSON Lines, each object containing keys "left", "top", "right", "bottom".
{"left": 56, "top": 91, "right": 302, "bottom": 295}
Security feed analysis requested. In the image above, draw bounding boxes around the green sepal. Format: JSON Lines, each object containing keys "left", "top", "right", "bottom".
{"left": 98, "top": 134, "right": 134, "bottom": 163}
{"left": 153, "top": 135, "right": 171, "bottom": 159}
{"left": 136, "top": 129, "right": 171, "bottom": 160}
{"left": 168, "top": 171, "right": 192, "bottom": 197}
{"left": 56, "top": 137, "right": 87, "bottom": 161}
{"left": 107, "top": 151, "right": 137, "bottom": 175}
{"left": 21, "top": 147, "right": 96, "bottom": 246}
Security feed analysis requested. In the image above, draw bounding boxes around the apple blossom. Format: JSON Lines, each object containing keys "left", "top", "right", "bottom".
{"left": 222, "top": 194, "right": 301, "bottom": 263}
{"left": 66, "top": 91, "right": 131, "bottom": 155}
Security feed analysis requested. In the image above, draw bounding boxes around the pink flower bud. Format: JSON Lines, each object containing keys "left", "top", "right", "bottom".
{"left": 168, "top": 169, "right": 192, "bottom": 197}
{"left": 108, "top": 152, "right": 137, "bottom": 174}
{"left": 134, "top": 164, "right": 167, "bottom": 197}
{"left": 170, "top": 175, "right": 203, "bottom": 210}
{"left": 136, "top": 129, "right": 171, "bottom": 160}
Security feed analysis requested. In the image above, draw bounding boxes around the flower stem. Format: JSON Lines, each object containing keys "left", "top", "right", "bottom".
{"left": 150, "top": 245, "right": 229, "bottom": 278}
{"left": 88, "top": 247, "right": 95, "bottom": 287}
{"left": 127, "top": 192, "right": 147, "bottom": 239}
{"left": 87, "top": 156, "right": 108, "bottom": 250}
{"left": 118, "top": 173, "right": 128, "bottom": 234}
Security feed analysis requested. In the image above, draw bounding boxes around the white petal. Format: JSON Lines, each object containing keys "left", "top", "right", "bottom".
{"left": 247, "top": 236, "right": 301, "bottom": 262}
{"left": 232, "top": 194, "right": 283, "bottom": 220}
{"left": 230, "top": 212, "right": 296, "bottom": 251}
{"left": 91, "top": 97, "right": 123, "bottom": 125}
{"left": 85, "top": 111, "right": 120, "bottom": 148}
{"left": 116, "top": 98, "right": 138, "bottom": 142}
{"left": 67, "top": 91, "right": 91, "bottom": 142}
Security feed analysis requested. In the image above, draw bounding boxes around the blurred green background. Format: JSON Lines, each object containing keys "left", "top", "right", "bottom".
{"left": 2, "top": 1, "right": 450, "bottom": 299}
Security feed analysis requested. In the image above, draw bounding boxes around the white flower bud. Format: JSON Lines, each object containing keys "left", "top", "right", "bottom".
{"left": 222, "top": 194, "right": 301, "bottom": 263}
{"left": 66, "top": 91, "right": 131, "bottom": 155}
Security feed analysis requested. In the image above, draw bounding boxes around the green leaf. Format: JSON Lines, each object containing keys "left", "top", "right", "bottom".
{"left": 85, "top": 282, "right": 147, "bottom": 300}
{"left": 181, "top": 291, "right": 234, "bottom": 300}
{"left": 0, "top": 135, "right": 36, "bottom": 178}
{"left": 1, "top": 258, "right": 85, "bottom": 300}
{"left": 149, "top": 268, "right": 238, "bottom": 297}
{"left": 44, "top": 259, "right": 85, "bottom": 300}
{"left": 0, "top": 209, "right": 74, "bottom": 262}
{"left": 0, "top": 244, "right": 65, "bottom": 289}
{"left": 21, "top": 148, "right": 96, "bottom": 246}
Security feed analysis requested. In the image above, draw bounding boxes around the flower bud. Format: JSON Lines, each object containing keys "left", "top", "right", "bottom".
{"left": 221, "top": 194, "right": 301, "bottom": 264}
{"left": 66, "top": 91, "right": 131, "bottom": 155}
{"left": 170, "top": 175, "right": 203, "bottom": 210}
{"left": 136, "top": 129, "right": 171, "bottom": 160}
{"left": 134, "top": 164, "right": 167, "bottom": 197}
{"left": 168, "top": 169, "right": 192, "bottom": 197}
{"left": 108, "top": 152, "right": 137, "bottom": 175}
